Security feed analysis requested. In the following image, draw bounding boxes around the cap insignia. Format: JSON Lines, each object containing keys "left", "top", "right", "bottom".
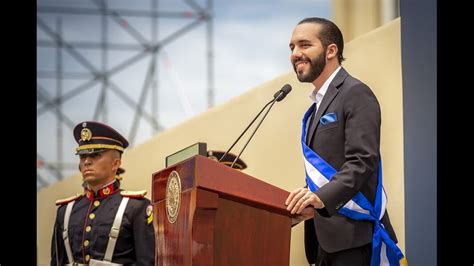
{"left": 81, "top": 128, "right": 92, "bottom": 142}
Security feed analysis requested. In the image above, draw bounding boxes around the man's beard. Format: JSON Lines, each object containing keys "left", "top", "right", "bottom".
{"left": 294, "top": 49, "right": 326, "bottom": 83}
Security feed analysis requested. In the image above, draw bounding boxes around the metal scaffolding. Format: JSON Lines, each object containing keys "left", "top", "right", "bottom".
{"left": 37, "top": 0, "right": 214, "bottom": 191}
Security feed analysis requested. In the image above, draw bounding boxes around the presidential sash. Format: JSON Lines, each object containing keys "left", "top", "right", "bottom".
{"left": 301, "top": 103, "right": 405, "bottom": 266}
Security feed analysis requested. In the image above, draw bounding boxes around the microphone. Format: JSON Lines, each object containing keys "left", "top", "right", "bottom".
{"left": 218, "top": 84, "right": 292, "bottom": 167}
{"left": 273, "top": 84, "right": 292, "bottom": 102}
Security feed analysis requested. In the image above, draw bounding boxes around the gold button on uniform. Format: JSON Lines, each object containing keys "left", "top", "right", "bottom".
{"left": 89, "top": 213, "right": 95, "bottom": 219}
{"left": 84, "top": 240, "right": 90, "bottom": 247}
{"left": 85, "top": 226, "right": 92, "bottom": 232}
{"left": 94, "top": 200, "right": 100, "bottom": 207}
{"left": 85, "top": 254, "right": 91, "bottom": 262}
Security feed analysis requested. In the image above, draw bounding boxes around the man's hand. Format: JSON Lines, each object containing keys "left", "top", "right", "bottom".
{"left": 285, "top": 187, "right": 324, "bottom": 214}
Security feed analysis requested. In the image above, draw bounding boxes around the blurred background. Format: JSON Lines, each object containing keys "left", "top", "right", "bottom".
{"left": 37, "top": 0, "right": 399, "bottom": 190}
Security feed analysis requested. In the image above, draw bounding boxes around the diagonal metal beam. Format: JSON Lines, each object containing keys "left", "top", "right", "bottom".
{"left": 184, "top": 0, "right": 205, "bottom": 12}
{"left": 108, "top": 82, "right": 163, "bottom": 132}
{"left": 40, "top": 14, "right": 149, "bottom": 128}
{"left": 37, "top": 17, "right": 99, "bottom": 75}
{"left": 37, "top": 84, "right": 76, "bottom": 129}
{"left": 104, "top": 18, "right": 205, "bottom": 77}
{"left": 38, "top": 75, "right": 163, "bottom": 133}
{"left": 159, "top": 17, "right": 205, "bottom": 47}
{"left": 37, "top": 15, "right": 150, "bottom": 117}
{"left": 103, "top": 74, "right": 165, "bottom": 133}
{"left": 91, "top": 0, "right": 149, "bottom": 47}
{"left": 37, "top": 76, "right": 101, "bottom": 116}
{"left": 37, "top": 17, "right": 205, "bottom": 116}
{"left": 38, "top": 17, "right": 160, "bottom": 126}
{"left": 38, "top": 14, "right": 107, "bottom": 120}
{"left": 108, "top": 10, "right": 149, "bottom": 47}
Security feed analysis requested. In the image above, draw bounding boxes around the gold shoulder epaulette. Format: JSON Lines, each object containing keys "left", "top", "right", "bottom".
{"left": 120, "top": 190, "right": 147, "bottom": 198}
{"left": 55, "top": 193, "right": 83, "bottom": 206}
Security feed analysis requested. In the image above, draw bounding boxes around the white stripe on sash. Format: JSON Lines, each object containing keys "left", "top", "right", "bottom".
{"left": 304, "top": 157, "right": 328, "bottom": 188}
{"left": 379, "top": 188, "right": 387, "bottom": 220}
{"left": 380, "top": 242, "right": 389, "bottom": 266}
{"left": 342, "top": 200, "right": 370, "bottom": 215}
{"left": 304, "top": 157, "right": 370, "bottom": 215}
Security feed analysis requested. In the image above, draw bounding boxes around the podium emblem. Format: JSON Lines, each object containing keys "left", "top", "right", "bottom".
{"left": 166, "top": 171, "right": 182, "bottom": 223}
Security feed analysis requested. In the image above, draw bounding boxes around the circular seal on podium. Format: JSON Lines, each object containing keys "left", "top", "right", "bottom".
{"left": 166, "top": 170, "right": 182, "bottom": 223}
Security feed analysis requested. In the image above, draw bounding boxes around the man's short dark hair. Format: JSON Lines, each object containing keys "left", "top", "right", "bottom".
{"left": 298, "top": 17, "right": 345, "bottom": 64}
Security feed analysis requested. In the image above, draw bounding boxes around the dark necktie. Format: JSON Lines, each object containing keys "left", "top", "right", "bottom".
{"left": 306, "top": 103, "right": 319, "bottom": 145}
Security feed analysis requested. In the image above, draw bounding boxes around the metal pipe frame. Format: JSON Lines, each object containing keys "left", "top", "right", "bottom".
{"left": 37, "top": 0, "right": 214, "bottom": 190}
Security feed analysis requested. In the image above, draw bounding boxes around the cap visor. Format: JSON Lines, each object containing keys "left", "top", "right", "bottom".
{"left": 76, "top": 148, "right": 106, "bottom": 155}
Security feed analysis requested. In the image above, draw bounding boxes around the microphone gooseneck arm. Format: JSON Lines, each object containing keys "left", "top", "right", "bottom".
{"left": 230, "top": 96, "right": 279, "bottom": 168}
{"left": 218, "top": 98, "right": 274, "bottom": 162}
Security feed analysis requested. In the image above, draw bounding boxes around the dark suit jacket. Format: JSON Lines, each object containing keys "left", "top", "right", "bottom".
{"left": 304, "top": 68, "right": 398, "bottom": 263}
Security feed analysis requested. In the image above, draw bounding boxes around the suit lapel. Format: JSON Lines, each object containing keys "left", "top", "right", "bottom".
{"left": 306, "top": 86, "right": 338, "bottom": 144}
{"left": 306, "top": 68, "right": 348, "bottom": 145}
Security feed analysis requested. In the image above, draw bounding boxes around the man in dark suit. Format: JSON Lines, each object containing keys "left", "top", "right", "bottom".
{"left": 51, "top": 121, "right": 155, "bottom": 266}
{"left": 285, "top": 18, "right": 403, "bottom": 265}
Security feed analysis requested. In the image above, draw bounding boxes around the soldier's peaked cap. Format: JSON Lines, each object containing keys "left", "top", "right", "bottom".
{"left": 207, "top": 150, "right": 247, "bottom": 170}
{"left": 74, "top": 121, "right": 129, "bottom": 155}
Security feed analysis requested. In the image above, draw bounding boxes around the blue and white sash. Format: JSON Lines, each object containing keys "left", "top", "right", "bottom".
{"left": 301, "top": 103, "right": 405, "bottom": 266}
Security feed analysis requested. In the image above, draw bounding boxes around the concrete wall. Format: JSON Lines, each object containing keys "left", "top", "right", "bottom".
{"left": 332, "top": 0, "right": 382, "bottom": 42}
{"left": 37, "top": 18, "right": 403, "bottom": 266}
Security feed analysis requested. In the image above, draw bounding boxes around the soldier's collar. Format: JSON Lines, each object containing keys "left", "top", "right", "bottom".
{"left": 84, "top": 179, "right": 120, "bottom": 200}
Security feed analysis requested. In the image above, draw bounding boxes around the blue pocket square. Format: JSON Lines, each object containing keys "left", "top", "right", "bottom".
{"left": 320, "top": 112, "right": 337, "bottom": 125}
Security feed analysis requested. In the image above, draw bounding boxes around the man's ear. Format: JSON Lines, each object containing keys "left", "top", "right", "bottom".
{"left": 112, "top": 158, "right": 121, "bottom": 172}
{"left": 326, "top": 43, "right": 338, "bottom": 60}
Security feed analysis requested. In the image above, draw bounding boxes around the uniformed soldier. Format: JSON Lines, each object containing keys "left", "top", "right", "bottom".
{"left": 51, "top": 121, "right": 155, "bottom": 266}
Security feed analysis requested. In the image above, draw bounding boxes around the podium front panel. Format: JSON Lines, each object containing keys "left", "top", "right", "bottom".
{"left": 152, "top": 155, "right": 300, "bottom": 265}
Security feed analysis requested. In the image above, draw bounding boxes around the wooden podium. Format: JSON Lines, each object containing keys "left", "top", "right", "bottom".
{"left": 152, "top": 155, "right": 313, "bottom": 265}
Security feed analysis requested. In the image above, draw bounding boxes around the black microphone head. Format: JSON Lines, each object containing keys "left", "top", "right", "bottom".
{"left": 274, "top": 84, "right": 292, "bottom": 102}
{"left": 281, "top": 84, "right": 292, "bottom": 94}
